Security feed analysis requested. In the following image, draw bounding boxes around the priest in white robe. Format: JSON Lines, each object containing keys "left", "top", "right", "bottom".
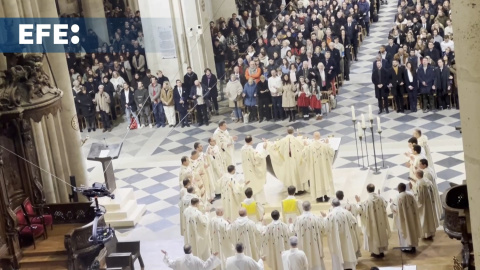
{"left": 162, "top": 245, "right": 221, "bottom": 270}
{"left": 414, "top": 129, "right": 435, "bottom": 172}
{"left": 179, "top": 156, "right": 193, "bottom": 187}
{"left": 180, "top": 187, "right": 200, "bottom": 238}
{"left": 266, "top": 127, "right": 306, "bottom": 193}
{"left": 325, "top": 199, "right": 362, "bottom": 270}
{"left": 354, "top": 184, "right": 391, "bottom": 258}
{"left": 189, "top": 150, "right": 206, "bottom": 201}
{"left": 411, "top": 170, "right": 440, "bottom": 239}
{"left": 282, "top": 236, "right": 309, "bottom": 270}
{"left": 302, "top": 132, "right": 335, "bottom": 202}
{"left": 194, "top": 143, "right": 216, "bottom": 202}
{"left": 209, "top": 208, "right": 233, "bottom": 270}
{"left": 262, "top": 210, "right": 291, "bottom": 270}
{"left": 241, "top": 135, "right": 268, "bottom": 202}
{"left": 390, "top": 183, "right": 422, "bottom": 253}
{"left": 221, "top": 165, "right": 249, "bottom": 221}
{"left": 207, "top": 137, "right": 227, "bottom": 196}
{"left": 289, "top": 201, "right": 326, "bottom": 270}
{"left": 225, "top": 243, "right": 264, "bottom": 270}
{"left": 230, "top": 208, "right": 263, "bottom": 261}
{"left": 213, "top": 120, "right": 238, "bottom": 168}
{"left": 242, "top": 188, "right": 265, "bottom": 222}
{"left": 184, "top": 198, "right": 211, "bottom": 260}
{"left": 419, "top": 158, "right": 442, "bottom": 218}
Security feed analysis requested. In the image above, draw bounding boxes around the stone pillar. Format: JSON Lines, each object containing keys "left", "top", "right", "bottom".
{"left": 20, "top": 0, "right": 34, "bottom": 17}
{"left": 126, "top": 0, "right": 139, "bottom": 13}
{"left": 31, "top": 120, "right": 56, "bottom": 203}
{"left": 0, "top": 0, "right": 21, "bottom": 71}
{"left": 451, "top": 0, "right": 480, "bottom": 267}
{"left": 211, "top": 0, "right": 237, "bottom": 19}
{"left": 41, "top": 119, "right": 60, "bottom": 201}
{"left": 82, "top": 0, "right": 110, "bottom": 46}
{"left": 38, "top": 0, "right": 89, "bottom": 199}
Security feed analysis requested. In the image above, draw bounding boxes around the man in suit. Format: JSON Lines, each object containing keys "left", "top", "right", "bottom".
{"left": 434, "top": 59, "right": 451, "bottom": 110}
{"left": 184, "top": 67, "right": 199, "bottom": 92}
{"left": 372, "top": 55, "right": 388, "bottom": 72}
{"left": 423, "top": 41, "right": 441, "bottom": 66}
{"left": 201, "top": 68, "right": 219, "bottom": 115}
{"left": 325, "top": 51, "right": 338, "bottom": 89}
{"left": 189, "top": 80, "right": 210, "bottom": 126}
{"left": 417, "top": 58, "right": 436, "bottom": 113}
{"left": 389, "top": 60, "right": 405, "bottom": 113}
{"left": 173, "top": 79, "right": 190, "bottom": 128}
{"left": 385, "top": 38, "right": 399, "bottom": 67}
{"left": 328, "top": 41, "right": 342, "bottom": 76}
{"left": 345, "top": 16, "right": 359, "bottom": 61}
{"left": 372, "top": 61, "right": 390, "bottom": 114}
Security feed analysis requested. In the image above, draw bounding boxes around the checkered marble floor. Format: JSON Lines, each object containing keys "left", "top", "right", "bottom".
{"left": 80, "top": 1, "right": 465, "bottom": 268}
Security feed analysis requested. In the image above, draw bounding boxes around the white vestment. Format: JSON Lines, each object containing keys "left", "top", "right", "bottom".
{"left": 302, "top": 139, "right": 335, "bottom": 199}
{"left": 355, "top": 193, "right": 391, "bottom": 254}
{"left": 408, "top": 152, "right": 426, "bottom": 180}
{"left": 414, "top": 178, "right": 440, "bottom": 238}
{"left": 262, "top": 220, "right": 291, "bottom": 270}
{"left": 209, "top": 216, "right": 233, "bottom": 269}
{"left": 220, "top": 172, "right": 246, "bottom": 221}
{"left": 230, "top": 216, "right": 263, "bottom": 261}
{"left": 179, "top": 165, "right": 193, "bottom": 186}
{"left": 266, "top": 134, "right": 306, "bottom": 190}
{"left": 290, "top": 211, "right": 326, "bottom": 270}
{"left": 207, "top": 144, "right": 227, "bottom": 194}
{"left": 189, "top": 158, "right": 206, "bottom": 200}
{"left": 191, "top": 154, "right": 215, "bottom": 201}
{"left": 282, "top": 248, "right": 309, "bottom": 270}
{"left": 423, "top": 167, "right": 442, "bottom": 218}
{"left": 184, "top": 206, "right": 210, "bottom": 260}
{"left": 417, "top": 135, "right": 435, "bottom": 172}
{"left": 225, "top": 254, "right": 264, "bottom": 270}
{"left": 241, "top": 144, "right": 267, "bottom": 196}
{"left": 163, "top": 254, "right": 221, "bottom": 270}
{"left": 179, "top": 193, "right": 200, "bottom": 237}
{"left": 390, "top": 192, "right": 422, "bottom": 248}
{"left": 213, "top": 128, "right": 235, "bottom": 168}
{"left": 326, "top": 207, "right": 362, "bottom": 270}
{"left": 241, "top": 198, "right": 265, "bottom": 222}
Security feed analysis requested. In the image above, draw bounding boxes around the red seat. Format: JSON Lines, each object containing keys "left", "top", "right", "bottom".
{"left": 23, "top": 198, "right": 53, "bottom": 231}
{"left": 15, "top": 207, "right": 46, "bottom": 249}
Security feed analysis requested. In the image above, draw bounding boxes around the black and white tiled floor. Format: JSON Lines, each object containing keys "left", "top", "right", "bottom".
{"left": 80, "top": 1, "right": 465, "bottom": 268}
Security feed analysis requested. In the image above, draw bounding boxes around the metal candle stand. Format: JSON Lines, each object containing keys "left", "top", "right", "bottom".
{"left": 359, "top": 134, "right": 367, "bottom": 170}
{"left": 378, "top": 130, "right": 385, "bottom": 168}
{"left": 352, "top": 119, "right": 360, "bottom": 166}
{"left": 362, "top": 127, "right": 370, "bottom": 167}
{"left": 370, "top": 120, "right": 380, "bottom": 174}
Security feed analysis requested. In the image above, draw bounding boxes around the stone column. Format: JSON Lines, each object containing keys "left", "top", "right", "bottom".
{"left": 20, "top": 0, "right": 34, "bottom": 18}
{"left": 82, "top": 0, "right": 110, "bottom": 46}
{"left": 41, "top": 119, "right": 60, "bottom": 201}
{"left": 451, "top": 1, "right": 480, "bottom": 267}
{"left": 31, "top": 120, "right": 56, "bottom": 203}
{"left": 0, "top": 0, "right": 21, "bottom": 71}
{"left": 37, "top": 0, "right": 89, "bottom": 200}
{"left": 211, "top": 0, "right": 238, "bottom": 19}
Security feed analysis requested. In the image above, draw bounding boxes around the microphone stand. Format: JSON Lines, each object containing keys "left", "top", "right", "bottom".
{"left": 370, "top": 119, "right": 380, "bottom": 174}
{"left": 352, "top": 119, "right": 360, "bottom": 166}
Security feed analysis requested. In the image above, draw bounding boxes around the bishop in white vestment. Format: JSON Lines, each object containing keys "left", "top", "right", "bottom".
{"left": 241, "top": 136, "right": 268, "bottom": 201}
{"left": 179, "top": 156, "right": 193, "bottom": 187}
{"left": 282, "top": 236, "right": 309, "bottom": 270}
{"left": 412, "top": 170, "right": 440, "bottom": 239}
{"left": 162, "top": 245, "right": 221, "bottom": 270}
{"left": 390, "top": 183, "right": 422, "bottom": 252}
{"left": 213, "top": 121, "right": 237, "bottom": 168}
{"left": 193, "top": 143, "right": 216, "bottom": 202}
{"left": 184, "top": 198, "right": 211, "bottom": 260}
{"left": 209, "top": 208, "right": 233, "bottom": 269}
{"left": 262, "top": 210, "right": 291, "bottom": 270}
{"left": 325, "top": 199, "right": 362, "bottom": 270}
{"left": 225, "top": 243, "right": 264, "bottom": 270}
{"left": 230, "top": 208, "right": 263, "bottom": 261}
{"left": 354, "top": 184, "right": 391, "bottom": 257}
{"left": 414, "top": 129, "right": 435, "bottom": 172}
{"left": 220, "top": 165, "right": 249, "bottom": 221}
{"left": 180, "top": 187, "right": 200, "bottom": 237}
{"left": 419, "top": 158, "right": 442, "bottom": 218}
{"left": 207, "top": 137, "right": 227, "bottom": 195}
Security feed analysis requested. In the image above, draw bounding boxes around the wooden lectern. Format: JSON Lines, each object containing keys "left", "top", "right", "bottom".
{"left": 87, "top": 142, "right": 123, "bottom": 191}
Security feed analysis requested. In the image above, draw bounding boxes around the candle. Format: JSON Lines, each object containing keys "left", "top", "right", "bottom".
{"left": 369, "top": 120, "right": 373, "bottom": 128}
{"left": 361, "top": 114, "right": 366, "bottom": 128}
{"left": 377, "top": 116, "right": 382, "bottom": 132}
{"left": 357, "top": 122, "right": 362, "bottom": 137}
{"left": 368, "top": 105, "right": 373, "bottom": 120}
{"left": 351, "top": 106, "right": 356, "bottom": 120}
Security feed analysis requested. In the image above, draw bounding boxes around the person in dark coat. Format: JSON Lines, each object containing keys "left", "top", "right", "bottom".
{"left": 173, "top": 79, "right": 190, "bottom": 128}
{"left": 417, "top": 58, "right": 436, "bottom": 113}
{"left": 84, "top": 76, "right": 98, "bottom": 98}
{"left": 325, "top": 51, "right": 338, "bottom": 91}
{"left": 403, "top": 62, "right": 418, "bottom": 112}
{"left": 389, "top": 59, "right": 405, "bottom": 113}
{"left": 156, "top": 71, "right": 169, "bottom": 86}
{"left": 372, "top": 55, "right": 389, "bottom": 72}
{"left": 423, "top": 41, "right": 441, "bottom": 66}
{"left": 372, "top": 61, "right": 390, "bottom": 114}
{"left": 434, "top": 58, "right": 451, "bottom": 110}
{"left": 256, "top": 75, "right": 271, "bottom": 122}
{"left": 77, "top": 86, "right": 96, "bottom": 132}
{"left": 201, "top": 68, "right": 219, "bottom": 114}
{"left": 120, "top": 83, "right": 138, "bottom": 125}
{"left": 183, "top": 67, "right": 198, "bottom": 93}
{"left": 100, "top": 76, "right": 117, "bottom": 120}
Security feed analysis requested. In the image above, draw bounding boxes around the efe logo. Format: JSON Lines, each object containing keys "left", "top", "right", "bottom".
{"left": 19, "top": 24, "right": 79, "bottom": 45}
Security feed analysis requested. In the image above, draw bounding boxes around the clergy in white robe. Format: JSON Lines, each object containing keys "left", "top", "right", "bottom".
{"left": 241, "top": 136, "right": 268, "bottom": 202}
{"left": 281, "top": 186, "right": 304, "bottom": 222}
{"left": 414, "top": 129, "right": 435, "bottom": 172}
{"left": 225, "top": 243, "right": 264, "bottom": 270}
{"left": 241, "top": 188, "right": 265, "bottom": 222}
{"left": 412, "top": 170, "right": 440, "bottom": 239}
{"left": 179, "top": 156, "right": 193, "bottom": 187}
{"left": 407, "top": 144, "right": 426, "bottom": 183}
{"left": 230, "top": 208, "right": 263, "bottom": 261}
{"left": 419, "top": 158, "right": 442, "bottom": 218}
{"left": 262, "top": 210, "right": 291, "bottom": 270}
{"left": 221, "top": 165, "right": 249, "bottom": 221}
{"left": 209, "top": 208, "right": 233, "bottom": 270}
{"left": 180, "top": 187, "right": 200, "bottom": 238}
{"left": 266, "top": 127, "right": 306, "bottom": 192}
{"left": 207, "top": 137, "right": 227, "bottom": 195}
{"left": 282, "top": 236, "right": 309, "bottom": 270}
{"left": 189, "top": 151, "right": 206, "bottom": 200}
{"left": 184, "top": 198, "right": 211, "bottom": 260}
{"left": 193, "top": 143, "right": 216, "bottom": 202}
{"left": 289, "top": 201, "right": 326, "bottom": 270}
{"left": 162, "top": 245, "right": 221, "bottom": 270}
{"left": 213, "top": 121, "right": 238, "bottom": 168}
{"left": 325, "top": 199, "right": 362, "bottom": 270}
{"left": 179, "top": 179, "right": 191, "bottom": 200}
{"left": 354, "top": 184, "right": 391, "bottom": 257}
{"left": 302, "top": 132, "right": 335, "bottom": 202}
{"left": 390, "top": 183, "right": 422, "bottom": 252}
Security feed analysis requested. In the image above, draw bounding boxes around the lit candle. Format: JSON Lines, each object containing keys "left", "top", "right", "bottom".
{"left": 377, "top": 116, "right": 382, "bottom": 132}
{"left": 351, "top": 106, "right": 356, "bottom": 120}
{"left": 368, "top": 105, "right": 373, "bottom": 120}
{"left": 361, "top": 114, "right": 366, "bottom": 129}
{"left": 357, "top": 122, "right": 362, "bottom": 137}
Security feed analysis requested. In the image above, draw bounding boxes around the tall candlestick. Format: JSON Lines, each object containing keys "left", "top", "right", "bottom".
{"left": 351, "top": 106, "right": 356, "bottom": 120}
{"left": 377, "top": 116, "right": 382, "bottom": 132}
{"left": 369, "top": 119, "right": 373, "bottom": 128}
{"left": 357, "top": 122, "right": 362, "bottom": 136}
{"left": 361, "top": 114, "right": 366, "bottom": 128}
{"left": 368, "top": 105, "right": 373, "bottom": 120}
